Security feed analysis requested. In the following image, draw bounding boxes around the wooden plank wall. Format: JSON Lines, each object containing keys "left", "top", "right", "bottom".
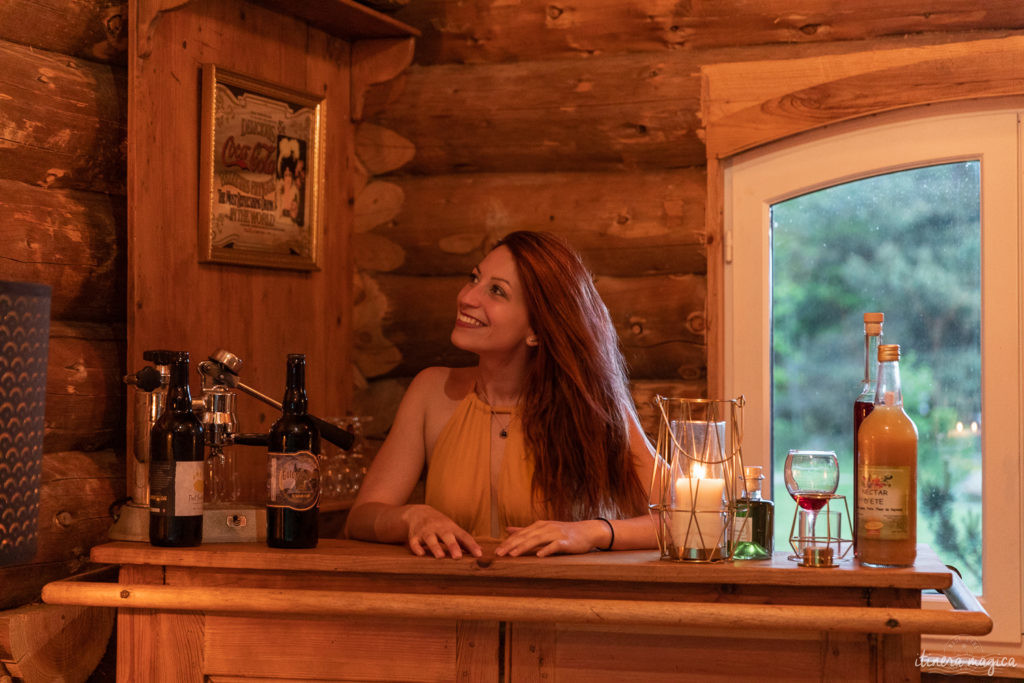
{"left": 354, "top": 0, "right": 1024, "bottom": 437}
{"left": 0, "top": 0, "right": 127, "bottom": 610}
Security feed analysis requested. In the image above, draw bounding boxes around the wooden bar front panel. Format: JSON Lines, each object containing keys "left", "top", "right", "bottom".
{"left": 91, "top": 541, "right": 954, "bottom": 681}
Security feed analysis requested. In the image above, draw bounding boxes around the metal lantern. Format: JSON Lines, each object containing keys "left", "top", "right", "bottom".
{"left": 0, "top": 281, "right": 51, "bottom": 566}
{"left": 650, "top": 397, "right": 744, "bottom": 562}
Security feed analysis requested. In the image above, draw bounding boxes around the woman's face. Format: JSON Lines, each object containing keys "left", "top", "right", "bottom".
{"left": 451, "top": 245, "right": 535, "bottom": 355}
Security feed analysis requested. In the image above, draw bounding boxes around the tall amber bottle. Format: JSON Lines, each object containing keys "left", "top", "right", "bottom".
{"left": 853, "top": 312, "right": 883, "bottom": 553}
{"left": 856, "top": 344, "right": 918, "bottom": 567}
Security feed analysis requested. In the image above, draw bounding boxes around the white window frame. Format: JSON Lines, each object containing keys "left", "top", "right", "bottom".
{"left": 723, "top": 107, "right": 1023, "bottom": 649}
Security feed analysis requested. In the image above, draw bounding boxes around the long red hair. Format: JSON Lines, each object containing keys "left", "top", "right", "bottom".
{"left": 496, "top": 231, "right": 647, "bottom": 520}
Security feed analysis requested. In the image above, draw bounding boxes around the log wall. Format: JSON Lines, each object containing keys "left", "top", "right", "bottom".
{"left": 355, "top": 0, "right": 1024, "bottom": 436}
{"left": 0, "top": 2, "right": 128, "bottom": 611}
{"left": 3, "top": 0, "right": 1024, "bottom": 615}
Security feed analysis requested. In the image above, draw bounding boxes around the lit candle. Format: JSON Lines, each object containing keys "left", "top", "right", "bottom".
{"left": 672, "top": 465, "right": 725, "bottom": 550}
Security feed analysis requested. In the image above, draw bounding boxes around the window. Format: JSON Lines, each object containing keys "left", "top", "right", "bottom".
{"left": 724, "top": 108, "right": 1022, "bottom": 646}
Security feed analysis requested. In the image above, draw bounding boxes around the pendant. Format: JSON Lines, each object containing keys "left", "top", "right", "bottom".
{"left": 499, "top": 428, "right": 508, "bottom": 439}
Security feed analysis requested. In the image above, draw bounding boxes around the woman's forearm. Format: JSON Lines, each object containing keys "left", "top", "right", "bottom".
{"left": 345, "top": 502, "right": 413, "bottom": 543}
{"left": 603, "top": 514, "right": 659, "bottom": 551}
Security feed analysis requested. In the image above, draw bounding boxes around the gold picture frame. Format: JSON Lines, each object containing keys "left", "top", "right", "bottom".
{"left": 199, "top": 64, "right": 324, "bottom": 270}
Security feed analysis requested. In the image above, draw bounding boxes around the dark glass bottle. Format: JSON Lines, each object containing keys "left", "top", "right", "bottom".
{"left": 267, "top": 354, "right": 321, "bottom": 548}
{"left": 149, "top": 351, "right": 204, "bottom": 547}
{"left": 731, "top": 466, "right": 774, "bottom": 560}
{"left": 853, "top": 312, "right": 883, "bottom": 553}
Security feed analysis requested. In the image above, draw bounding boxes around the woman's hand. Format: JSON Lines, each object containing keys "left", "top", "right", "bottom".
{"left": 402, "top": 504, "right": 482, "bottom": 559}
{"left": 495, "top": 519, "right": 611, "bottom": 558}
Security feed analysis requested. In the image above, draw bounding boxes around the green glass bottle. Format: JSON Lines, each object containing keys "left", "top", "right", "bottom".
{"left": 731, "top": 466, "right": 774, "bottom": 560}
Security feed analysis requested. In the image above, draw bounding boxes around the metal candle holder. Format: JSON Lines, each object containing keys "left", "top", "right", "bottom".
{"left": 650, "top": 397, "right": 744, "bottom": 562}
{"left": 788, "top": 494, "right": 853, "bottom": 567}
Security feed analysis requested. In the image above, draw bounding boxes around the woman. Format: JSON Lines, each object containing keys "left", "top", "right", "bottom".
{"left": 345, "top": 231, "right": 657, "bottom": 558}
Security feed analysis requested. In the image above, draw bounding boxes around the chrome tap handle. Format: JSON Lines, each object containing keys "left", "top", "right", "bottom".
{"left": 199, "top": 350, "right": 355, "bottom": 451}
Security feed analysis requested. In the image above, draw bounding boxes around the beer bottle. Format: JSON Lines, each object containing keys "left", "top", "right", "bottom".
{"left": 149, "top": 351, "right": 204, "bottom": 546}
{"left": 267, "top": 354, "right": 321, "bottom": 548}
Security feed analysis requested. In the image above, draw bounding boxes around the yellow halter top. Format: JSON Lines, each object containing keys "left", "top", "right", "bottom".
{"left": 425, "top": 391, "right": 536, "bottom": 539}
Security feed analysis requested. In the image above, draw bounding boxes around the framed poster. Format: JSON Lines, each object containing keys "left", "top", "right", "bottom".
{"left": 199, "top": 64, "right": 324, "bottom": 270}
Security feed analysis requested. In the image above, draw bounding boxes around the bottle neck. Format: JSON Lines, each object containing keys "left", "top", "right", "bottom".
{"left": 742, "top": 478, "right": 764, "bottom": 500}
{"left": 283, "top": 357, "right": 308, "bottom": 415}
{"left": 167, "top": 357, "right": 193, "bottom": 412}
{"left": 874, "top": 359, "right": 903, "bottom": 407}
{"left": 862, "top": 331, "right": 882, "bottom": 392}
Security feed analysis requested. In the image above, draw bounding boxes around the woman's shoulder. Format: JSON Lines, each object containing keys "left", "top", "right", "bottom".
{"left": 407, "top": 366, "right": 476, "bottom": 403}
{"left": 410, "top": 367, "right": 477, "bottom": 452}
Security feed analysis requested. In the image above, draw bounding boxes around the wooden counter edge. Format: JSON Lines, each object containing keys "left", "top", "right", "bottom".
{"left": 90, "top": 540, "right": 954, "bottom": 591}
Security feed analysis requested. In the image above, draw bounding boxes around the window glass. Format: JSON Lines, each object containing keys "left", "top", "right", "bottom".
{"left": 769, "top": 162, "right": 982, "bottom": 591}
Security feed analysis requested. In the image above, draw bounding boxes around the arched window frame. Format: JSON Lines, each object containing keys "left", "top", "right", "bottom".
{"left": 703, "top": 38, "right": 1024, "bottom": 663}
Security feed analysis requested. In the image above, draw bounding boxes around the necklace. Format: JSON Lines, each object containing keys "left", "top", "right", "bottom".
{"left": 475, "top": 382, "right": 516, "bottom": 439}
{"left": 494, "top": 411, "right": 512, "bottom": 439}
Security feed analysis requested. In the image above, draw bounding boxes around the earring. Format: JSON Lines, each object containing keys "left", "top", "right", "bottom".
{"left": 527, "top": 335, "right": 539, "bottom": 347}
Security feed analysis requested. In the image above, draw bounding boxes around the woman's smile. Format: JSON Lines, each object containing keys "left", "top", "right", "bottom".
{"left": 456, "top": 311, "right": 486, "bottom": 328}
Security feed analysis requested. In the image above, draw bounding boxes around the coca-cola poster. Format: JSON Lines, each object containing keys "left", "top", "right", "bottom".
{"left": 199, "top": 65, "right": 323, "bottom": 270}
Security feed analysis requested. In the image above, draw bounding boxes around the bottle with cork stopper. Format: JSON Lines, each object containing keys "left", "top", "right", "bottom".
{"left": 731, "top": 465, "right": 774, "bottom": 560}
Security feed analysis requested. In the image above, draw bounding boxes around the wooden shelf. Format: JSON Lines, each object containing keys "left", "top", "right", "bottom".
{"left": 254, "top": 0, "right": 420, "bottom": 39}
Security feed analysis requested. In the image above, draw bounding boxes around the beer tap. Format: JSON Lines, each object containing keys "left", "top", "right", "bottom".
{"left": 198, "top": 349, "right": 355, "bottom": 451}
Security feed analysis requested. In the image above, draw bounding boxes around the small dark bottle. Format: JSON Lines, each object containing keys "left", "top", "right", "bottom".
{"left": 731, "top": 466, "right": 774, "bottom": 560}
{"left": 267, "top": 354, "right": 321, "bottom": 548}
{"left": 149, "top": 351, "right": 204, "bottom": 547}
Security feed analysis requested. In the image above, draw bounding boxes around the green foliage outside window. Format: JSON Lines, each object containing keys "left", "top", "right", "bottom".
{"left": 770, "top": 161, "right": 982, "bottom": 591}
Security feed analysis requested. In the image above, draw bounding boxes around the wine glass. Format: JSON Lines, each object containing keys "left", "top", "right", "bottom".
{"left": 784, "top": 450, "right": 839, "bottom": 549}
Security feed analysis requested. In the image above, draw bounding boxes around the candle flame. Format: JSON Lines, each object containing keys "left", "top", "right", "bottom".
{"left": 690, "top": 463, "right": 707, "bottom": 479}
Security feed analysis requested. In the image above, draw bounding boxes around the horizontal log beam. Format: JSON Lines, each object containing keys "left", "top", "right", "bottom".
{"left": 354, "top": 273, "right": 705, "bottom": 381}
{"left": 0, "top": 39, "right": 126, "bottom": 194}
{"left": 0, "top": 447, "right": 121, "bottom": 611}
{"left": 0, "top": 1, "right": 127, "bottom": 64}
{"left": 45, "top": 322, "right": 125, "bottom": 454}
{"left": 0, "top": 180, "right": 126, "bottom": 325}
{"left": 358, "top": 170, "right": 706, "bottom": 277}
{"left": 375, "top": 32, "right": 1024, "bottom": 174}
{"left": 374, "top": 52, "right": 703, "bottom": 173}
{"left": 395, "top": 0, "right": 1024, "bottom": 65}
{"left": 36, "top": 449, "right": 122, "bottom": 563}
{"left": 0, "top": 602, "right": 114, "bottom": 683}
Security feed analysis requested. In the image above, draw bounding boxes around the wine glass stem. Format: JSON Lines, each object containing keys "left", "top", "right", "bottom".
{"left": 802, "top": 510, "right": 818, "bottom": 550}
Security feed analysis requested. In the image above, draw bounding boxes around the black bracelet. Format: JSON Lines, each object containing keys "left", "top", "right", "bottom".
{"left": 596, "top": 517, "right": 615, "bottom": 551}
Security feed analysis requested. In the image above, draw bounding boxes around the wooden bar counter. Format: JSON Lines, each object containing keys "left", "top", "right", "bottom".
{"left": 42, "top": 540, "right": 989, "bottom": 681}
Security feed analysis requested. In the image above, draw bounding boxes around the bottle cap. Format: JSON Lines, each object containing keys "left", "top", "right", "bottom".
{"left": 743, "top": 465, "right": 763, "bottom": 480}
{"left": 878, "top": 344, "right": 900, "bottom": 362}
{"left": 863, "top": 312, "right": 884, "bottom": 336}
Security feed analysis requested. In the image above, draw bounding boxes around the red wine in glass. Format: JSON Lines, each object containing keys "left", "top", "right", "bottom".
{"left": 794, "top": 491, "right": 832, "bottom": 511}
{"left": 784, "top": 450, "right": 840, "bottom": 554}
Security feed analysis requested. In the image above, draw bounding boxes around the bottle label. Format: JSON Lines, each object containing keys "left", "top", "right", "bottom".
{"left": 732, "top": 507, "right": 753, "bottom": 543}
{"left": 149, "top": 460, "right": 203, "bottom": 517}
{"left": 857, "top": 465, "right": 911, "bottom": 540}
{"left": 267, "top": 450, "right": 320, "bottom": 511}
